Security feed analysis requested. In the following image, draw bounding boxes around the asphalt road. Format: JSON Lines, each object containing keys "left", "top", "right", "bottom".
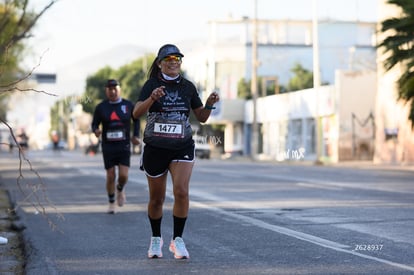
{"left": 0, "top": 150, "right": 413, "bottom": 275}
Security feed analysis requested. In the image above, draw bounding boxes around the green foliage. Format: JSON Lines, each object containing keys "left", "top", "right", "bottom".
{"left": 49, "top": 53, "right": 155, "bottom": 135}
{"left": 49, "top": 98, "right": 71, "bottom": 139}
{"left": 79, "top": 54, "right": 155, "bottom": 115}
{"left": 116, "top": 55, "right": 154, "bottom": 101}
{"left": 49, "top": 65, "right": 114, "bottom": 133}
{"left": 287, "top": 63, "right": 314, "bottom": 92}
{"left": 237, "top": 78, "right": 251, "bottom": 99}
{"left": 237, "top": 77, "right": 282, "bottom": 99}
{"left": 1, "top": 3, "right": 27, "bottom": 83}
{"left": 378, "top": 0, "right": 414, "bottom": 126}
{"left": 264, "top": 80, "right": 277, "bottom": 95}
{"left": 81, "top": 66, "right": 115, "bottom": 114}
{"left": 237, "top": 63, "right": 312, "bottom": 99}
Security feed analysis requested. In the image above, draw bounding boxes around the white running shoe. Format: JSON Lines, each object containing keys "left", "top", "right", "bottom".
{"left": 169, "top": 237, "right": 189, "bottom": 259}
{"left": 107, "top": 202, "right": 115, "bottom": 214}
{"left": 116, "top": 189, "right": 126, "bottom": 207}
{"left": 148, "top": 237, "right": 163, "bottom": 258}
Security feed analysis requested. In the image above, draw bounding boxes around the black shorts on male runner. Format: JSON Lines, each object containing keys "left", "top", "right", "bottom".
{"left": 141, "top": 143, "right": 195, "bottom": 177}
{"left": 103, "top": 149, "right": 131, "bottom": 170}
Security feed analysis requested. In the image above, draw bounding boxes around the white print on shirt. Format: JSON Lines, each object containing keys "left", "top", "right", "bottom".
{"left": 164, "top": 90, "right": 180, "bottom": 102}
{"left": 121, "top": 105, "right": 127, "bottom": 114}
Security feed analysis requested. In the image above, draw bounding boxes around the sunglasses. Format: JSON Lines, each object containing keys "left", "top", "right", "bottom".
{"left": 162, "top": 55, "right": 182, "bottom": 63}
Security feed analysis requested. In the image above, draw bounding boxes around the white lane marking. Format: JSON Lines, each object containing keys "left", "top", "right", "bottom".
{"left": 193, "top": 199, "right": 348, "bottom": 248}
{"left": 297, "top": 182, "right": 343, "bottom": 191}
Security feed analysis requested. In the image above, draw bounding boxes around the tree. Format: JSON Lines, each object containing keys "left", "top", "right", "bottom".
{"left": 78, "top": 54, "right": 153, "bottom": 115}
{"left": 237, "top": 78, "right": 251, "bottom": 99}
{"left": 0, "top": 0, "right": 58, "bottom": 119}
{"left": 0, "top": 0, "right": 62, "bottom": 230}
{"left": 116, "top": 55, "right": 153, "bottom": 101}
{"left": 49, "top": 54, "right": 152, "bottom": 137}
{"left": 236, "top": 63, "right": 318, "bottom": 99}
{"left": 80, "top": 66, "right": 115, "bottom": 114}
{"left": 287, "top": 63, "right": 314, "bottom": 92}
{"left": 377, "top": 0, "right": 414, "bottom": 126}
{"left": 237, "top": 77, "right": 283, "bottom": 99}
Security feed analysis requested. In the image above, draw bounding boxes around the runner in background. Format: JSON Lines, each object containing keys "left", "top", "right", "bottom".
{"left": 92, "top": 79, "right": 140, "bottom": 214}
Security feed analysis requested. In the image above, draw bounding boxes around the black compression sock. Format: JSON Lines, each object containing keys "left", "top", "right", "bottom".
{"left": 108, "top": 193, "right": 115, "bottom": 203}
{"left": 149, "top": 216, "right": 162, "bottom": 237}
{"left": 173, "top": 216, "right": 187, "bottom": 240}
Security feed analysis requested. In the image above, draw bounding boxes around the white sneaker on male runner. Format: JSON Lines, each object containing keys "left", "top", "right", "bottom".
{"left": 107, "top": 202, "right": 115, "bottom": 214}
{"left": 116, "top": 189, "right": 126, "bottom": 207}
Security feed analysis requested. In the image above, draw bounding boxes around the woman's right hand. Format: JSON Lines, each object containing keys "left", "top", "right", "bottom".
{"left": 150, "top": 86, "right": 166, "bottom": 101}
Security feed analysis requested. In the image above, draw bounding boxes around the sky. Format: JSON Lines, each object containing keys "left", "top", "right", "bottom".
{"left": 26, "top": 0, "right": 379, "bottom": 73}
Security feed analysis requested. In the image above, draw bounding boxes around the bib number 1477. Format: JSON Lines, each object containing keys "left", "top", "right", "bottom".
{"left": 154, "top": 122, "right": 182, "bottom": 135}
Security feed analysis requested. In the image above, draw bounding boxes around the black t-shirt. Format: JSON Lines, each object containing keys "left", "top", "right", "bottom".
{"left": 91, "top": 98, "right": 139, "bottom": 152}
{"left": 138, "top": 76, "right": 203, "bottom": 149}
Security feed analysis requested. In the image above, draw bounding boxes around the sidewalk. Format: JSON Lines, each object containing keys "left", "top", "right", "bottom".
{"left": 221, "top": 154, "right": 414, "bottom": 171}
{"left": 0, "top": 188, "right": 24, "bottom": 274}
{"left": 328, "top": 161, "right": 414, "bottom": 171}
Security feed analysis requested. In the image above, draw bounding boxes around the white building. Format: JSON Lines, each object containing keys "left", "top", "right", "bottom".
{"left": 186, "top": 18, "right": 376, "bottom": 95}
{"left": 183, "top": 18, "right": 378, "bottom": 162}
{"left": 6, "top": 73, "right": 57, "bottom": 150}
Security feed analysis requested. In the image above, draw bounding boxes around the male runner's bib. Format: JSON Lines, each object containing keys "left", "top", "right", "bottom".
{"left": 106, "top": 129, "right": 126, "bottom": 141}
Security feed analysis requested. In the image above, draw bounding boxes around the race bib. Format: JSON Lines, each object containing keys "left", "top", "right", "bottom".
{"left": 106, "top": 130, "right": 125, "bottom": 141}
{"left": 153, "top": 120, "right": 184, "bottom": 138}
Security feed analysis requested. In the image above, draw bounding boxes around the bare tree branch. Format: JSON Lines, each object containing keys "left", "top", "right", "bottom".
{"left": 0, "top": 48, "right": 58, "bottom": 96}
{"left": 0, "top": 117, "right": 65, "bottom": 232}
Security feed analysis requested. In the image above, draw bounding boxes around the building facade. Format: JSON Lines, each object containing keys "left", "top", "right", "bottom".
{"left": 184, "top": 18, "right": 378, "bottom": 162}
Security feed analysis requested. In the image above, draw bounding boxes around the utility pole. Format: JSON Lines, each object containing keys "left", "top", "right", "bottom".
{"left": 312, "top": 0, "right": 323, "bottom": 164}
{"left": 250, "top": 0, "right": 259, "bottom": 159}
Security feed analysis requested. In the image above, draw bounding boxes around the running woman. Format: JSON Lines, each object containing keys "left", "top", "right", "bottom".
{"left": 133, "top": 44, "right": 219, "bottom": 259}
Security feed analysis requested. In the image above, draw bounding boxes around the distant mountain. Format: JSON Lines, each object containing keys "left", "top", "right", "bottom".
{"left": 55, "top": 44, "right": 149, "bottom": 96}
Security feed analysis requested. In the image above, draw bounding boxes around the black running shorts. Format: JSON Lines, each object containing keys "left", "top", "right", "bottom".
{"left": 103, "top": 149, "right": 131, "bottom": 170}
{"left": 141, "top": 143, "right": 195, "bottom": 177}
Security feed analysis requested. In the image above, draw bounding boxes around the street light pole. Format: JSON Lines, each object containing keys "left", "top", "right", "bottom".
{"left": 251, "top": 0, "right": 259, "bottom": 159}
{"left": 312, "top": 0, "right": 322, "bottom": 164}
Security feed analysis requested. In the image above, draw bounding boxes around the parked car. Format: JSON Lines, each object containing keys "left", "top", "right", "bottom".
{"left": 194, "top": 135, "right": 211, "bottom": 159}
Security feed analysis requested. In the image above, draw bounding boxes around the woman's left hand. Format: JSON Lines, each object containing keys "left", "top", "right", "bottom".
{"left": 206, "top": 91, "right": 220, "bottom": 106}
